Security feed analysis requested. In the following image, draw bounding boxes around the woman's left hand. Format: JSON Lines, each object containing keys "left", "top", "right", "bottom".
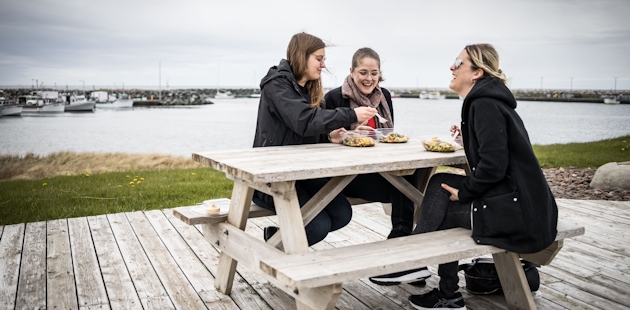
{"left": 329, "top": 128, "right": 347, "bottom": 144}
{"left": 441, "top": 183, "right": 460, "bottom": 201}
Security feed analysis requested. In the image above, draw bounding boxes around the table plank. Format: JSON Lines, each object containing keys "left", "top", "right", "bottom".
{"left": 193, "top": 141, "right": 466, "bottom": 183}
{"left": 15, "top": 222, "right": 46, "bottom": 310}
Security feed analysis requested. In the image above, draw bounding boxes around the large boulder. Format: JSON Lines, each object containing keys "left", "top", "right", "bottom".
{"left": 590, "top": 162, "right": 630, "bottom": 190}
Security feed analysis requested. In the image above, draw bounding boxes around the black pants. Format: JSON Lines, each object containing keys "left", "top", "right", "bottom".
{"left": 341, "top": 172, "right": 417, "bottom": 231}
{"left": 413, "top": 173, "right": 471, "bottom": 295}
{"left": 253, "top": 178, "right": 352, "bottom": 246}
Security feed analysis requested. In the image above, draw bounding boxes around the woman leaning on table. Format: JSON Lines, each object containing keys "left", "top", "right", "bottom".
{"left": 370, "top": 44, "right": 559, "bottom": 310}
{"left": 251, "top": 32, "right": 378, "bottom": 247}
{"left": 324, "top": 48, "right": 419, "bottom": 241}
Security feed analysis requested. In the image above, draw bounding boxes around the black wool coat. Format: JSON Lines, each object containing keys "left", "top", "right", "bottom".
{"left": 458, "top": 77, "right": 558, "bottom": 254}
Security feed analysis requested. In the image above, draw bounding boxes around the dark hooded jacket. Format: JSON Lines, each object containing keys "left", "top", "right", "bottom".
{"left": 252, "top": 59, "right": 358, "bottom": 208}
{"left": 253, "top": 59, "right": 357, "bottom": 147}
{"left": 458, "top": 77, "right": 558, "bottom": 254}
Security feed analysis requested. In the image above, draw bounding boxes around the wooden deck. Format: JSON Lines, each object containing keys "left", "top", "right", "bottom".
{"left": 1, "top": 198, "right": 629, "bottom": 310}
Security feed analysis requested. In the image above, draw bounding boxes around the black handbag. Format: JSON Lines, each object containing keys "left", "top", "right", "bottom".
{"left": 458, "top": 257, "right": 540, "bottom": 295}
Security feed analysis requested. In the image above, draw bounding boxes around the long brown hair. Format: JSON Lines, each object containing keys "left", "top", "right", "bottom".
{"left": 465, "top": 44, "right": 508, "bottom": 84}
{"left": 286, "top": 32, "right": 326, "bottom": 107}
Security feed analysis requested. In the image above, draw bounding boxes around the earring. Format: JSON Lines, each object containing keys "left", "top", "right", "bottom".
{"left": 471, "top": 78, "right": 476, "bottom": 84}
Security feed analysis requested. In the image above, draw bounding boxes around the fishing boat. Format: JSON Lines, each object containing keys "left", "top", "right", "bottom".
{"left": 93, "top": 92, "right": 134, "bottom": 108}
{"left": 419, "top": 91, "right": 429, "bottom": 99}
{"left": 428, "top": 91, "right": 446, "bottom": 100}
{"left": 0, "top": 97, "right": 23, "bottom": 116}
{"left": 62, "top": 94, "right": 96, "bottom": 112}
{"left": 604, "top": 98, "right": 620, "bottom": 105}
{"left": 19, "top": 93, "right": 65, "bottom": 113}
{"left": 215, "top": 89, "right": 235, "bottom": 99}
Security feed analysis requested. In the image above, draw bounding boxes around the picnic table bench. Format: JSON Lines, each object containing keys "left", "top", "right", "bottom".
{"left": 174, "top": 141, "right": 584, "bottom": 310}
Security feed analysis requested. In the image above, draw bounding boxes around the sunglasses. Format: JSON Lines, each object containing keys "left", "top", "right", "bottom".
{"left": 454, "top": 58, "right": 464, "bottom": 70}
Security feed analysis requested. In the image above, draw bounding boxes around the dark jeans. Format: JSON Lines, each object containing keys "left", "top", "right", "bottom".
{"left": 413, "top": 173, "right": 471, "bottom": 295}
{"left": 342, "top": 172, "right": 417, "bottom": 231}
{"left": 253, "top": 178, "right": 352, "bottom": 246}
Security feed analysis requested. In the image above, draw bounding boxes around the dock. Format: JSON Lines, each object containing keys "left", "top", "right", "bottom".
{"left": 1, "top": 199, "right": 628, "bottom": 309}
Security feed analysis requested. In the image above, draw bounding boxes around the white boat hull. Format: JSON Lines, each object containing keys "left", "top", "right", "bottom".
{"left": 2, "top": 105, "right": 23, "bottom": 116}
{"left": 22, "top": 103, "right": 65, "bottom": 113}
{"left": 96, "top": 99, "right": 134, "bottom": 108}
{"left": 65, "top": 102, "right": 96, "bottom": 112}
{"left": 604, "top": 98, "right": 620, "bottom": 105}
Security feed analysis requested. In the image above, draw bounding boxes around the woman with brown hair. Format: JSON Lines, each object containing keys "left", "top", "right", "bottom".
{"left": 252, "top": 32, "right": 377, "bottom": 246}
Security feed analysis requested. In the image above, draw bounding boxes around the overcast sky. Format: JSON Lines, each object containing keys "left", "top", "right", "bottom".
{"left": 1, "top": 0, "right": 629, "bottom": 91}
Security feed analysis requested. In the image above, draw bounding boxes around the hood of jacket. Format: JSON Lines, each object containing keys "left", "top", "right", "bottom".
{"left": 462, "top": 77, "right": 516, "bottom": 121}
{"left": 260, "top": 59, "right": 298, "bottom": 91}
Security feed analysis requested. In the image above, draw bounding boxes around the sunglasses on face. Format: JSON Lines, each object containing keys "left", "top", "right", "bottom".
{"left": 454, "top": 58, "right": 464, "bottom": 70}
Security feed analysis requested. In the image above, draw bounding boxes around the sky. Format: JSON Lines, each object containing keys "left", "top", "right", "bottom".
{"left": 1, "top": 0, "right": 629, "bottom": 91}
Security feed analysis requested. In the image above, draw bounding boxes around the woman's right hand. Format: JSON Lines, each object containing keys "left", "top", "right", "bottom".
{"left": 354, "top": 107, "right": 377, "bottom": 123}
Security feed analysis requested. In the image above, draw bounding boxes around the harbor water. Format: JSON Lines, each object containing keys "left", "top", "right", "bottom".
{"left": 1, "top": 98, "right": 629, "bottom": 157}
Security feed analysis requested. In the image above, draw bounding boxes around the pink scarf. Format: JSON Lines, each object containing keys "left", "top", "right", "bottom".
{"left": 341, "top": 75, "right": 393, "bottom": 128}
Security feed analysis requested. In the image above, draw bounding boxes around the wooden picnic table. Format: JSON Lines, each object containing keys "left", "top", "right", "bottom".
{"left": 191, "top": 140, "right": 468, "bottom": 309}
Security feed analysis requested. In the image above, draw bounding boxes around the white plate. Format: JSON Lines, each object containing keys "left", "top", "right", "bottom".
{"left": 190, "top": 198, "right": 232, "bottom": 216}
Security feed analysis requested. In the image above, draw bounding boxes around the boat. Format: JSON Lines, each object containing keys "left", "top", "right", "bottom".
{"left": 249, "top": 93, "right": 261, "bottom": 98}
{"left": 19, "top": 93, "right": 65, "bottom": 113}
{"left": 419, "top": 91, "right": 429, "bottom": 99}
{"left": 93, "top": 92, "right": 134, "bottom": 108}
{"left": 604, "top": 98, "right": 620, "bottom": 105}
{"left": 0, "top": 96, "right": 23, "bottom": 116}
{"left": 62, "top": 94, "right": 96, "bottom": 112}
{"left": 428, "top": 91, "right": 446, "bottom": 100}
{"left": 215, "top": 89, "right": 235, "bottom": 99}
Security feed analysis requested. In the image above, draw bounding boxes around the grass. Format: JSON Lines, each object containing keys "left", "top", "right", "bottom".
{"left": 0, "top": 167, "right": 232, "bottom": 225}
{"left": 533, "top": 135, "right": 630, "bottom": 168}
{"left": 1, "top": 135, "right": 629, "bottom": 225}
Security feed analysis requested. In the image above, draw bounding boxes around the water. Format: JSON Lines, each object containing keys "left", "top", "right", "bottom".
{"left": 1, "top": 98, "right": 629, "bottom": 157}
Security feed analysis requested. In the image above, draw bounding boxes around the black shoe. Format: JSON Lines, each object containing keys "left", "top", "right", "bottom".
{"left": 409, "top": 288, "right": 466, "bottom": 310}
{"left": 369, "top": 267, "right": 431, "bottom": 286}
{"left": 263, "top": 226, "right": 279, "bottom": 242}
{"left": 387, "top": 226, "right": 412, "bottom": 239}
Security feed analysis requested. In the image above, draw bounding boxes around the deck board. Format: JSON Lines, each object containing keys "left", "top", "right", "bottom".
{"left": 1, "top": 198, "right": 628, "bottom": 310}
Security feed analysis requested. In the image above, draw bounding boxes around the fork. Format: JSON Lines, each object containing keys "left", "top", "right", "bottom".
{"left": 375, "top": 112, "right": 388, "bottom": 124}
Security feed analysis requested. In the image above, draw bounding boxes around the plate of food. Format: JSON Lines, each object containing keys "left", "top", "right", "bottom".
{"left": 340, "top": 130, "right": 376, "bottom": 147}
{"left": 421, "top": 136, "right": 461, "bottom": 152}
{"left": 376, "top": 128, "right": 409, "bottom": 143}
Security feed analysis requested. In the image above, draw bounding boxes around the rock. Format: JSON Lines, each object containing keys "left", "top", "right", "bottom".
{"left": 590, "top": 162, "right": 630, "bottom": 190}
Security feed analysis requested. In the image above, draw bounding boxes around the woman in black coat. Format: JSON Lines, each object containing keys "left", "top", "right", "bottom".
{"left": 375, "top": 44, "right": 558, "bottom": 310}
{"left": 252, "top": 32, "right": 378, "bottom": 246}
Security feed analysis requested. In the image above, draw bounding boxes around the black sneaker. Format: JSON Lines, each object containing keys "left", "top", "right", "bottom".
{"left": 263, "top": 226, "right": 279, "bottom": 242}
{"left": 369, "top": 267, "right": 430, "bottom": 286}
{"left": 387, "top": 226, "right": 412, "bottom": 239}
{"left": 409, "top": 288, "right": 466, "bottom": 310}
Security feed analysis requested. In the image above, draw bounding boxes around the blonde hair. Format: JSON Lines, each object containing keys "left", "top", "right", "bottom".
{"left": 286, "top": 32, "right": 326, "bottom": 107}
{"left": 465, "top": 44, "right": 508, "bottom": 84}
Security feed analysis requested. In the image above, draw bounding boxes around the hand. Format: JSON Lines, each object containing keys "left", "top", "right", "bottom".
{"left": 350, "top": 120, "right": 370, "bottom": 130}
{"left": 441, "top": 183, "right": 460, "bottom": 201}
{"left": 329, "top": 128, "right": 347, "bottom": 144}
{"left": 354, "top": 107, "right": 377, "bottom": 123}
{"left": 450, "top": 125, "right": 462, "bottom": 138}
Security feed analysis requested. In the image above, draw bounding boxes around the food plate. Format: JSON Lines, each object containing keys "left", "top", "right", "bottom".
{"left": 421, "top": 136, "right": 461, "bottom": 152}
{"left": 340, "top": 130, "right": 376, "bottom": 147}
{"left": 376, "top": 128, "right": 409, "bottom": 143}
{"left": 191, "top": 198, "right": 231, "bottom": 216}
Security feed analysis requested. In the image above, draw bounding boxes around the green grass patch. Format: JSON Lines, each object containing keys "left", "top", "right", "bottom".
{"left": 0, "top": 168, "right": 232, "bottom": 225}
{"left": 533, "top": 135, "right": 630, "bottom": 168}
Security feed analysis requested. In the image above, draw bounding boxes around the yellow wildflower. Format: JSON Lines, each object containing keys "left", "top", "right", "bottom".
{"left": 118, "top": 185, "right": 123, "bottom": 188}
{"left": 42, "top": 182, "right": 47, "bottom": 186}
{"left": 126, "top": 175, "right": 130, "bottom": 178}
{"left": 192, "top": 172, "right": 196, "bottom": 175}
{"left": 85, "top": 173, "right": 90, "bottom": 177}
{"left": 137, "top": 181, "right": 142, "bottom": 184}
{"left": 140, "top": 177, "right": 145, "bottom": 181}
{"left": 130, "top": 181, "right": 135, "bottom": 185}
